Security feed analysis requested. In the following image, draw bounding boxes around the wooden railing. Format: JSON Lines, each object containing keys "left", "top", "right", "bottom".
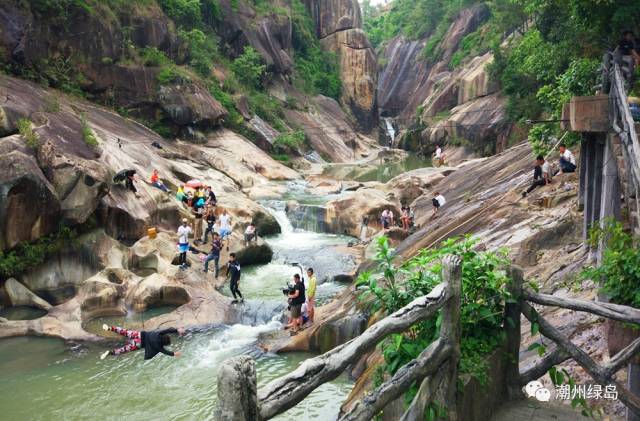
{"left": 505, "top": 270, "right": 640, "bottom": 417}
{"left": 215, "top": 255, "right": 463, "bottom": 421}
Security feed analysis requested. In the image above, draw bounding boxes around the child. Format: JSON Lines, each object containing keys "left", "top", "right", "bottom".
{"left": 100, "top": 325, "right": 185, "bottom": 360}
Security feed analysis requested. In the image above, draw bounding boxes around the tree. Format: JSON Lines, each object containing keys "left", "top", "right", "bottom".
{"left": 231, "top": 46, "right": 266, "bottom": 89}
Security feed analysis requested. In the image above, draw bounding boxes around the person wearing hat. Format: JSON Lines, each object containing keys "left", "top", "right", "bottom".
{"left": 177, "top": 218, "right": 192, "bottom": 269}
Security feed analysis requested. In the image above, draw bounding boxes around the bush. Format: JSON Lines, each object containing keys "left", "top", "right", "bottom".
{"left": 582, "top": 219, "right": 640, "bottom": 308}
{"left": 80, "top": 113, "right": 98, "bottom": 146}
{"left": 179, "top": 29, "right": 218, "bottom": 77}
{"left": 17, "top": 118, "right": 39, "bottom": 149}
{"left": 274, "top": 130, "right": 305, "bottom": 151}
{"left": 157, "top": 64, "right": 189, "bottom": 85}
{"left": 140, "top": 47, "right": 170, "bottom": 67}
{"left": 0, "top": 225, "right": 77, "bottom": 279}
{"left": 157, "top": 0, "right": 202, "bottom": 28}
{"left": 231, "top": 46, "right": 266, "bottom": 89}
{"left": 356, "top": 236, "right": 510, "bottom": 389}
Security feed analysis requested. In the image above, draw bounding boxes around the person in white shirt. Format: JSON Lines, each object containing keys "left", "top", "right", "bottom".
{"left": 177, "top": 218, "right": 192, "bottom": 269}
{"left": 523, "top": 155, "right": 552, "bottom": 197}
{"left": 244, "top": 223, "right": 257, "bottom": 246}
{"left": 380, "top": 208, "right": 394, "bottom": 230}
{"left": 218, "top": 209, "right": 232, "bottom": 250}
{"left": 558, "top": 144, "right": 576, "bottom": 173}
{"left": 432, "top": 192, "right": 446, "bottom": 215}
{"left": 434, "top": 145, "right": 445, "bottom": 167}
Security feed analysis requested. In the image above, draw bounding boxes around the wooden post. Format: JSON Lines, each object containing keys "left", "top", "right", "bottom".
{"left": 591, "top": 136, "right": 605, "bottom": 230}
{"left": 216, "top": 356, "right": 259, "bottom": 421}
{"left": 504, "top": 266, "right": 525, "bottom": 400}
{"left": 598, "top": 136, "right": 621, "bottom": 264}
{"left": 629, "top": 363, "right": 640, "bottom": 421}
{"left": 578, "top": 135, "right": 588, "bottom": 211}
{"left": 583, "top": 135, "right": 596, "bottom": 241}
{"left": 440, "top": 255, "right": 462, "bottom": 421}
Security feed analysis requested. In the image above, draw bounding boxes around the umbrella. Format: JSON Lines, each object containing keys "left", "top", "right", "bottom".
{"left": 186, "top": 179, "right": 203, "bottom": 188}
{"left": 113, "top": 169, "right": 136, "bottom": 183}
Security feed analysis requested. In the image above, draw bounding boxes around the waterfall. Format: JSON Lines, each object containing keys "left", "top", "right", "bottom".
{"left": 383, "top": 117, "right": 396, "bottom": 147}
{"left": 261, "top": 200, "right": 293, "bottom": 234}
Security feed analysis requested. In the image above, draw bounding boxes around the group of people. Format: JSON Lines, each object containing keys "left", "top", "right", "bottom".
{"left": 120, "top": 169, "right": 172, "bottom": 198}
{"left": 284, "top": 268, "right": 317, "bottom": 334}
{"left": 522, "top": 144, "right": 576, "bottom": 198}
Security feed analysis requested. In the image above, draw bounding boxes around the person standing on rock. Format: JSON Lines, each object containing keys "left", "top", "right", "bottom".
{"left": 244, "top": 223, "right": 257, "bottom": 246}
{"left": 192, "top": 196, "right": 205, "bottom": 244}
{"left": 400, "top": 206, "right": 411, "bottom": 231}
{"left": 286, "top": 273, "right": 306, "bottom": 333}
{"left": 203, "top": 232, "right": 222, "bottom": 278}
{"left": 219, "top": 209, "right": 232, "bottom": 250}
{"left": 99, "top": 325, "right": 184, "bottom": 360}
{"left": 125, "top": 170, "right": 140, "bottom": 198}
{"left": 305, "top": 268, "right": 317, "bottom": 325}
{"left": 205, "top": 185, "right": 217, "bottom": 206}
{"left": 434, "top": 145, "right": 445, "bottom": 167}
{"left": 432, "top": 192, "right": 446, "bottom": 216}
{"left": 226, "top": 253, "right": 243, "bottom": 304}
{"left": 203, "top": 205, "right": 216, "bottom": 243}
{"left": 522, "top": 155, "right": 552, "bottom": 197}
{"left": 177, "top": 218, "right": 192, "bottom": 270}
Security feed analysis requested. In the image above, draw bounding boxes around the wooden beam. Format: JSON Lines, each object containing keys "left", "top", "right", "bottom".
{"left": 505, "top": 266, "right": 525, "bottom": 399}
{"left": 523, "top": 289, "right": 640, "bottom": 325}
{"left": 604, "top": 336, "right": 640, "bottom": 378}
{"left": 399, "top": 364, "right": 449, "bottom": 421}
{"left": 521, "top": 302, "right": 640, "bottom": 416}
{"left": 520, "top": 347, "right": 570, "bottom": 386}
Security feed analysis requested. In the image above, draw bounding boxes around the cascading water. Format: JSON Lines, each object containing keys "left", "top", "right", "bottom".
{"left": 383, "top": 117, "right": 396, "bottom": 147}
{"left": 0, "top": 193, "right": 358, "bottom": 421}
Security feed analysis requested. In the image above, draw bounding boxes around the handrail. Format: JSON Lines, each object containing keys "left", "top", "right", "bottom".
{"left": 610, "top": 63, "right": 640, "bottom": 188}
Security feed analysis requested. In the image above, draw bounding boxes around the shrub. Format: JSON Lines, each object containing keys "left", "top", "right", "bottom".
{"left": 231, "top": 46, "right": 266, "bottom": 89}
{"left": 356, "top": 236, "right": 510, "bottom": 389}
{"left": 80, "top": 113, "right": 98, "bottom": 146}
{"left": 140, "top": 47, "right": 170, "bottom": 67}
{"left": 157, "top": 0, "right": 202, "bottom": 28}
{"left": 274, "top": 130, "right": 305, "bottom": 151}
{"left": 179, "top": 29, "right": 218, "bottom": 77}
{"left": 17, "top": 119, "right": 39, "bottom": 149}
{"left": 582, "top": 219, "right": 640, "bottom": 308}
{"left": 157, "top": 64, "right": 189, "bottom": 85}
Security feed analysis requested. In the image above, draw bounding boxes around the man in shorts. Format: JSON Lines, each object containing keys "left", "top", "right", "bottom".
{"left": 287, "top": 273, "right": 306, "bottom": 333}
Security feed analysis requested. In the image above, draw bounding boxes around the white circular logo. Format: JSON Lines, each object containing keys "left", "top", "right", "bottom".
{"left": 525, "top": 380, "right": 551, "bottom": 401}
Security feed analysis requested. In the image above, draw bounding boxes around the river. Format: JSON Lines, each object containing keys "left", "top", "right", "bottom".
{"left": 0, "top": 194, "right": 357, "bottom": 421}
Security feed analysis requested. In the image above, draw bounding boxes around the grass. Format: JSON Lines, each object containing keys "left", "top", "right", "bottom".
{"left": 17, "top": 119, "right": 39, "bottom": 149}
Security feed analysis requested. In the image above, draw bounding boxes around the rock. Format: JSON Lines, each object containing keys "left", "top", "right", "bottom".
{"left": 158, "top": 83, "right": 227, "bottom": 129}
{"left": 0, "top": 136, "right": 60, "bottom": 251}
{"left": 4, "top": 278, "right": 52, "bottom": 310}
{"left": 216, "top": 355, "right": 258, "bottom": 421}
{"left": 311, "top": 313, "right": 367, "bottom": 353}
{"left": 320, "top": 29, "right": 377, "bottom": 132}
{"left": 384, "top": 167, "right": 454, "bottom": 205}
{"left": 305, "top": 0, "right": 362, "bottom": 39}
{"left": 127, "top": 273, "right": 191, "bottom": 312}
{"left": 252, "top": 211, "right": 281, "bottom": 236}
{"left": 325, "top": 189, "right": 401, "bottom": 237}
{"left": 234, "top": 243, "right": 274, "bottom": 266}
{"left": 246, "top": 115, "right": 279, "bottom": 152}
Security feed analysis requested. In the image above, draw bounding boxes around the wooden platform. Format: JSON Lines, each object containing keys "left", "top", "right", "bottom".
{"left": 491, "top": 400, "right": 621, "bottom": 421}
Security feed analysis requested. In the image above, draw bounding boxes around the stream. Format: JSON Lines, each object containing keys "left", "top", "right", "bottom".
{"left": 0, "top": 194, "right": 357, "bottom": 421}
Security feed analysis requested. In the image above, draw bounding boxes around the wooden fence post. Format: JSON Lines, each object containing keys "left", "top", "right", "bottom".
{"left": 505, "top": 266, "right": 525, "bottom": 400}
{"left": 440, "top": 255, "right": 462, "bottom": 421}
{"left": 216, "top": 355, "right": 259, "bottom": 421}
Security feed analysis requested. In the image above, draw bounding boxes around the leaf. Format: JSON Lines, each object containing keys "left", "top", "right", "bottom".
{"left": 530, "top": 322, "right": 539, "bottom": 336}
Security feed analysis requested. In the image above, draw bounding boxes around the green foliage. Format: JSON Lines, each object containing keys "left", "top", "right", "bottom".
{"left": 0, "top": 226, "right": 78, "bottom": 280}
{"left": 17, "top": 119, "right": 39, "bottom": 149}
{"left": 582, "top": 219, "right": 640, "bottom": 308}
{"left": 157, "top": 64, "right": 189, "bottom": 85}
{"left": 356, "top": 236, "right": 510, "bottom": 389}
{"left": 231, "top": 46, "right": 266, "bottom": 89}
{"left": 80, "top": 113, "right": 99, "bottom": 146}
{"left": 140, "top": 47, "right": 170, "bottom": 67}
{"left": 157, "top": 0, "right": 202, "bottom": 28}
{"left": 43, "top": 95, "right": 60, "bottom": 113}
{"left": 290, "top": 0, "right": 342, "bottom": 99}
{"left": 208, "top": 83, "right": 244, "bottom": 129}
{"left": 179, "top": 28, "right": 218, "bottom": 77}
{"left": 274, "top": 130, "right": 305, "bottom": 152}
{"left": 247, "top": 91, "right": 286, "bottom": 131}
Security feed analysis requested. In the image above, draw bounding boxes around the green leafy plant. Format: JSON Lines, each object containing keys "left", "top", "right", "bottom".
{"left": 80, "top": 113, "right": 98, "bottom": 146}
{"left": 274, "top": 130, "right": 306, "bottom": 152}
{"left": 582, "top": 219, "right": 640, "bottom": 308}
{"left": 140, "top": 47, "right": 170, "bottom": 67}
{"left": 157, "top": 0, "right": 202, "bottom": 28}
{"left": 17, "top": 118, "right": 39, "bottom": 149}
{"left": 0, "top": 225, "right": 78, "bottom": 279}
{"left": 157, "top": 64, "right": 189, "bottom": 85}
{"left": 231, "top": 46, "right": 266, "bottom": 89}
{"left": 357, "top": 236, "right": 510, "bottom": 393}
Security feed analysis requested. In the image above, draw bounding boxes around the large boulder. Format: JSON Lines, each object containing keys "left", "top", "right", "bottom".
{"left": 158, "top": 83, "right": 227, "bottom": 128}
{"left": 384, "top": 167, "right": 455, "bottom": 205}
{"left": 4, "top": 278, "right": 52, "bottom": 310}
{"left": 127, "top": 273, "right": 191, "bottom": 312}
{"left": 325, "top": 189, "right": 401, "bottom": 237}
{"left": 305, "top": 0, "right": 362, "bottom": 38}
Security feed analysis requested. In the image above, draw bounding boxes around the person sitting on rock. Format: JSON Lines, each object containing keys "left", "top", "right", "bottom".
{"left": 380, "top": 208, "right": 394, "bottom": 231}
{"left": 176, "top": 185, "right": 187, "bottom": 203}
{"left": 125, "top": 170, "right": 140, "bottom": 198}
{"left": 99, "top": 325, "right": 184, "bottom": 360}
{"left": 432, "top": 192, "right": 446, "bottom": 215}
{"left": 149, "top": 169, "right": 170, "bottom": 193}
{"left": 244, "top": 223, "right": 257, "bottom": 246}
{"left": 203, "top": 232, "right": 222, "bottom": 278}
{"left": 522, "top": 155, "right": 552, "bottom": 198}
{"left": 557, "top": 144, "right": 576, "bottom": 174}
{"left": 400, "top": 206, "right": 411, "bottom": 231}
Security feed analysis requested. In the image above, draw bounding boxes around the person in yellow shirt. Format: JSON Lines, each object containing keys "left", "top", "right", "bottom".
{"left": 306, "top": 268, "right": 317, "bottom": 324}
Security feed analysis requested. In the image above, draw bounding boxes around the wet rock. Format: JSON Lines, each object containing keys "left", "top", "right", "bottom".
{"left": 216, "top": 355, "right": 258, "bottom": 421}
{"left": 234, "top": 244, "right": 274, "bottom": 267}
{"left": 311, "top": 313, "right": 367, "bottom": 353}
{"left": 246, "top": 115, "right": 279, "bottom": 152}
{"left": 252, "top": 211, "right": 281, "bottom": 236}
{"left": 4, "top": 278, "right": 52, "bottom": 311}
